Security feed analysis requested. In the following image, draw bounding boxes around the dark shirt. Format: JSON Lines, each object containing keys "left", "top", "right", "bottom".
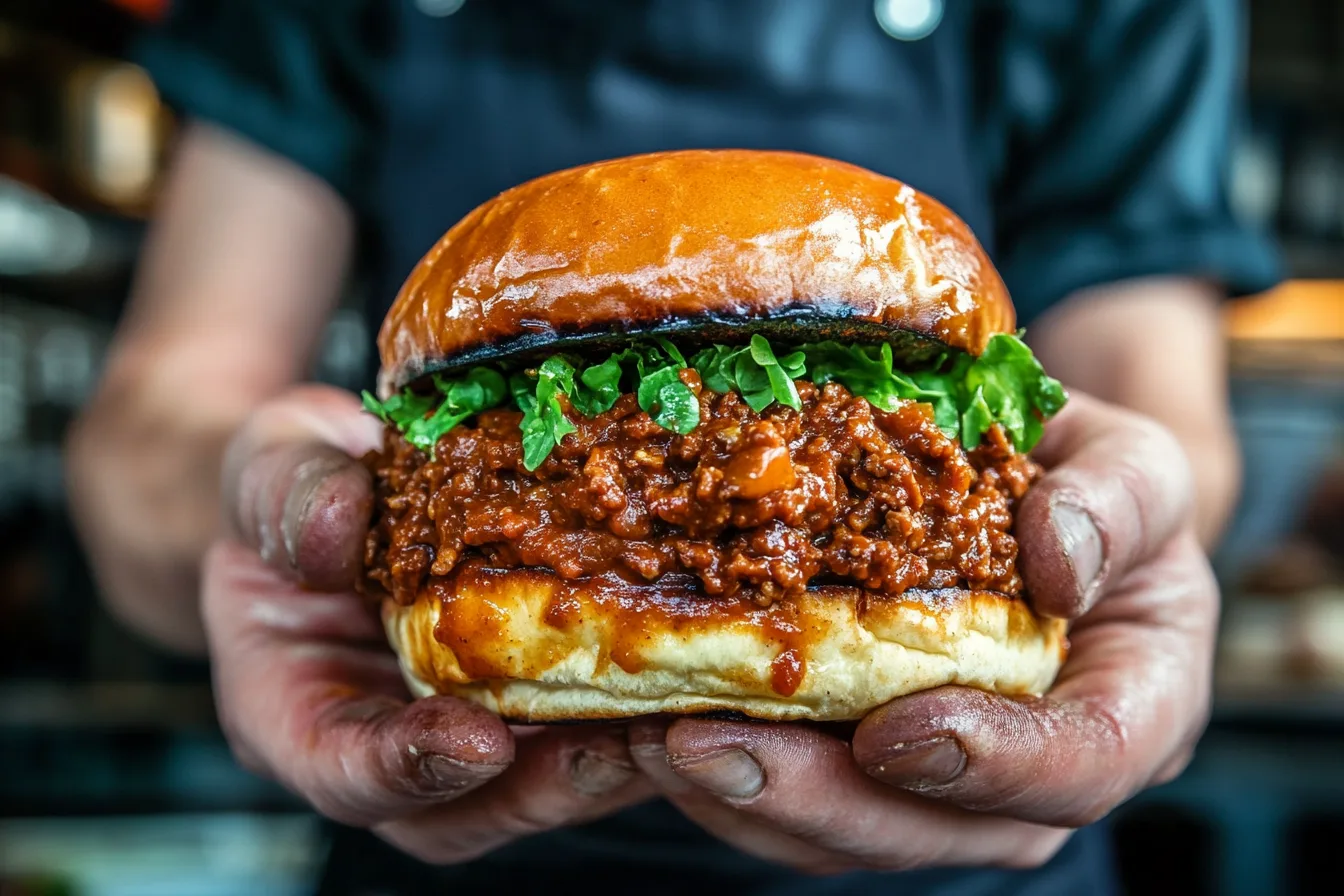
{"left": 133, "top": 1, "right": 1280, "bottom": 892}
{"left": 135, "top": 0, "right": 1279, "bottom": 326}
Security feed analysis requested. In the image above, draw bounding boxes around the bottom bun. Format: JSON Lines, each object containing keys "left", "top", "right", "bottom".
{"left": 382, "top": 563, "right": 1068, "bottom": 723}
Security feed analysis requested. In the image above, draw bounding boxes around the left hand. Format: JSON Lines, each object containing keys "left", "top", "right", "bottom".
{"left": 628, "top": 393, "right": 1216, "bottom": 872}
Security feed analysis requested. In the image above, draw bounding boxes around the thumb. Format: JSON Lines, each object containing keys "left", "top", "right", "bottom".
{"left": 222, "top": 385, "right": 383, "bottom": 591}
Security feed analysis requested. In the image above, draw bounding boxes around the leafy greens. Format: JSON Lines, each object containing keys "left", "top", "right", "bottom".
{"left": 361, "top": 366, "right": 504, "bottom": 454}
{"left": 689, "top": 335, "right": 806, "bottom": 412}
{"left": 361, "top": 332, "right": 1066, "bottom": 469}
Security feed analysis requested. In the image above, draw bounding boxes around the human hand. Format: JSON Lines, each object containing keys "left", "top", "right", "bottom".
{"left": 629, "top": 393, "right": 1214, "bottom": 872}
{"left": 208, "top": 385, "right": 654, "bottom": 863}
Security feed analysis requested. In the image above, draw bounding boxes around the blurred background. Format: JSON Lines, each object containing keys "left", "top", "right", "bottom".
{"left": 0, "top": 0, "right": 1341, "bottom": 894}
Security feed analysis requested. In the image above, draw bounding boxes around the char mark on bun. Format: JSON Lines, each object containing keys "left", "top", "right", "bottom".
{"left": 361, "top": 150, "right": 1070, "bottom": 723}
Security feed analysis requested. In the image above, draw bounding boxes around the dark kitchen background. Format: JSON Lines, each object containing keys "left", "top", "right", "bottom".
{"left": 0, "top": 1, "right": 1341, "bottom": 894}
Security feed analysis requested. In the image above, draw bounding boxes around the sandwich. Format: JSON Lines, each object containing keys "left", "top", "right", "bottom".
{"left": 359, "top": 150, "right": 1068, "bottom": 722}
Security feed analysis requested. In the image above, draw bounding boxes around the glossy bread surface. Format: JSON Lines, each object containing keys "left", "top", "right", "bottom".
{"left": 377, "top": 150, "right": 1014, "bottom": 393}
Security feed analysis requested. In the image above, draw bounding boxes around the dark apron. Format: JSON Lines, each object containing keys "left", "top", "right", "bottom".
{"left": 324, "top": 1, "right": 1118, "bottom": 892}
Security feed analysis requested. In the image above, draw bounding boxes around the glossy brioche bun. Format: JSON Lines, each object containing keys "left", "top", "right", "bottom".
{"left": 373, "top": 150, "right": 1060, "bottom": 722}
{"left": 382, "top": 566, "right": 1068, "bottom": 723}
{"left": 376, "top": 149, "right": 1015, "bottom": 395}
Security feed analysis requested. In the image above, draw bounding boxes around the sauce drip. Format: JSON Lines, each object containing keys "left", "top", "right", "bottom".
{"left": 770, "top": 648, "right": 806, "bottom": 697}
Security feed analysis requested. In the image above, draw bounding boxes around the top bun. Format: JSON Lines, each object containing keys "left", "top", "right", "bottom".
{"left": 377, "top": 150, "right": 1014, "bottom": 395}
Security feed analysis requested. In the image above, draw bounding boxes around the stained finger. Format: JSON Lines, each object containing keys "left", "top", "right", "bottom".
{"left": 204, "top": 541, "right": 513, "bottom": 825}
{"left": 1018, "top": 394, "right": 1194, "bottom": 618}
{"left": 854, "top": 533, "right": 1215, "bottom": 826}
{"left": 377, "top": 727, "right": 656, "bottom": 864}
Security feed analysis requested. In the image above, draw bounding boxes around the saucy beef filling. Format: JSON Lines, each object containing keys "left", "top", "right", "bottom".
{"left": 363, "top": 373, "right": 1041, "bottom": 607}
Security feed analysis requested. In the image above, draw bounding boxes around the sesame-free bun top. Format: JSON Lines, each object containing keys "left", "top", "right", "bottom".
{"left": 377, "top": 150, "right": 1015, "bottom": 395}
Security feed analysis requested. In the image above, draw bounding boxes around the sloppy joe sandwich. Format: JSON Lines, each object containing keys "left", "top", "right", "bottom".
{"left": 359, "top": 150, "right": 1069, "bottom": 722}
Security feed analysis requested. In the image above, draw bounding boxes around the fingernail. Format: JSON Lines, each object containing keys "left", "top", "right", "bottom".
{"left": 416, "top": 752, "right": 505, "bottom": 798}
{"left": 1052, "top": 501, "right": 1103, "bottom": 606}
{"left": 669, "top": 748, "right": 764, "bottom": 800}
{"left": 280, "top": 455, "right": 344, "bottom": 570}
{"left": 864, "top": 736, "right": 966, "bottom": 790}
{"left": 629, "top": 742, "right": 694, "bottom": 795}
{"left": 570, "top": 749, "right": 636, "bottom": 797}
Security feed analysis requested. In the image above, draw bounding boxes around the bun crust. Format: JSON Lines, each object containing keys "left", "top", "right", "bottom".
{"left": 383, "top": 565, "right": 1067, "bottom": 723}
{"left": 377, "top": 150, "right": 1015, "bottom": 394}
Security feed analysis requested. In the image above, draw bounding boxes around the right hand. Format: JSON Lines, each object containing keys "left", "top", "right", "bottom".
{"left": 208, "top": 385, "right": 654, "bottom": 863}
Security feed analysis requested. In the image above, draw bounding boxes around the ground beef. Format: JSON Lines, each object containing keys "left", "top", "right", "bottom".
{"left": 363, "top": 375, "right": 1041, "bottom": 607}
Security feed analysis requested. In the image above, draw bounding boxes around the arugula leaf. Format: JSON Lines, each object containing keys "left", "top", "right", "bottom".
{"left": 361, "top": 368, "right": 502, "bottom": 454}
{"left": 573, "top": 354, "right": 625, "bottom": 415}
{"left": 361, "top": 390, "right": 389, "bottom": 421}
{"left": 799, "top": 336, "right": 1063, "bottom": 450}
{"left": 360, "top": 388, "right": 432, "bottom": 429}
{"left": 651, "top": 336, "right": 688, "bottom": 368}
{"left": 509, "top": 371, "right": 535, "bottom": 411}
{"left": 733, "top": 351, "right": 773, "bottom": 411}
{"left": 623, "top": 341, "right": 699, "bottom": 432}
{"left": 405, "top": 368, "right": 504, "bottom": 453}
{"left": 364, "top": 333, "right": 1065, "bottom": 467}
{"left": 960, "top": 384, "right": 995, "bottom": 449}
{"left": 804, "top": 341, "right": 944, "bottom": 415}
{"left": 908, "top": 356, "right": 967, "bottom": 436}
{"left": 653, "top": 377, "right": 700, "bottom": 434}
{"left": 690, "top": 335, "right": 802, "bottom": 412}
{"left": 957, "top": 333, "right": 1066, "bottom": 451}
{"left": 637, "top": 365, "right": 699, "bottom": 433}
{"left": 514, "top": 357, "right": 580, "bottom": 471}
{"left": 688, "top": 344, "right": 737, "bottom": 394}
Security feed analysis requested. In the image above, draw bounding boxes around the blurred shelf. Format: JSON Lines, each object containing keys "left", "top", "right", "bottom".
{"left": 1214, "top": 686, "right": 1344, "bottom": 729}
{"left": 1226, "top": 279, "right": 1344, "bottom": 379}
{"left": 1280, "top": 240, "right": 1344, "bottom": 281}
{"left": 0, "top": 447, "right": 67, "bottom": 511}
{"left": 0, "top": 724, "right": 302, "bottom": 817}
{"left": 1227, "top": 279, "right": 1344, "bottom": 341}
{"left": 0, "top": 682, "right": 218, "bottom": 730}
{"left": 1229, "top": 340, "right": 1344, "bottom": 379}
{"left": 0, "top": 812, "right": 323, "bottom": 896}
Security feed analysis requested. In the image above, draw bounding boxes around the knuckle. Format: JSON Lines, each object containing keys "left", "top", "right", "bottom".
{"left": 995, "top": 832, "right": 1069, "bottom": 870}
{"left": 1129, "top": 419, "right": 1192, "bottom": 504}
{"left": 304, "top": 791, "right": 361, "bottom": 827}
{"left": 1151, "top": 741, "right": 1198, "bottom": 788}
{"left": 858, "top": 849, "right": 940, "bottom": 874}
{"left": 385, "top": 836, "right": 451, "bottom": 866}
{"left": 1062, "top": 799, "right": 1120, "bottom": 829}
{"left": 1052, "top": 701, "right": 1132, "bottom": 827}
{"left": 225, "top": 740, "right": 268, "bottom": 778}
{"left": 290, "top": 771, "right": 373, "bottom": 827}
{"left": 797, "top": 859, "right": 865, "bottom": 877}
{"left": 877, "top": 855, "right": 940, "bottom": 874}
{"left": 376, "top": 822, "right": 503, "bottom": 867}
{"left": 490, "top": 798, "right": 565, "bottom": 838}
{"left": 215, "top": 705, "right": 269, "bottom": 779}
{"left": 375, "top": 824, "right": 466, "bottom": 866}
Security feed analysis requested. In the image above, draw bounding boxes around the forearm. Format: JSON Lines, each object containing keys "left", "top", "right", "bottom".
{"left": 64, "top": 123, "right": 354, "bottom": 653}
{"left": 66, "top": 347, "right": 277, "bottom": 653}
{"left": 1028, "top": 278, "right": 1240, "bottom": 549}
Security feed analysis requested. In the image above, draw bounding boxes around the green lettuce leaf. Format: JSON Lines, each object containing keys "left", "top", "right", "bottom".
{"left": 513, "top": 357, "right": 579, "bottom": 471}
{"left": 361, "top": 388, "right": 431, "bottom": 429}
{"left": 803, "top": 341, "right": 941, "bottom": 412}
{"left": 957, "top": 333, "right": 1066, "bottom": 451}
{"left": 360, "top": 366, "right": 504, "bottom": 454}
{"left": 801, "top": 335, "right": 1063, "bottom": 451}
{"left": 573, "top": 354, "right": 625, "bottom": 415}
{"left": 690, "top": 334, "right": 804, "bottom": 412}
{"left": 629, "top": 340, "right": 699, "bottom": 433}
{"left": 364, "top": 333, "right": 1066, "bottom": 467}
